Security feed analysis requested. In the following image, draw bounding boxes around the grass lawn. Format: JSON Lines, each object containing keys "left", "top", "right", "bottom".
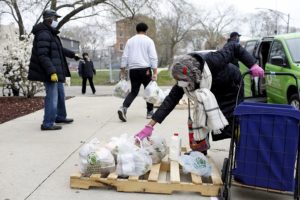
{"left": 0, "top": 69, "right": 175, "bottom": 87}
{"left": 157, "top": 69, "right": 175, "bottom": 86}
{"left": 70, "top": 69, "right": 175, "bottom": 86}
{"left": 70, "top": 70, "right": 115, "bottom": 85}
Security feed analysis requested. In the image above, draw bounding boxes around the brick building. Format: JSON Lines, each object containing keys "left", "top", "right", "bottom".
{"left": 114, "top": 15, "right": 156, "bottom": 58}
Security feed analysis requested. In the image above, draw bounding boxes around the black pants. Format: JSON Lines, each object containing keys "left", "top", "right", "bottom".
{"left": 82, "top": 77, "right": 95, "bottom": 94}
{"left": 123, "top": 68, "right": 153, "bottom": 112}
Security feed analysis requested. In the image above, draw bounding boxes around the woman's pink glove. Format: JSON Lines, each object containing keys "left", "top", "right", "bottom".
{"left": 250, "top": 64, "right": 264, "bottom": 77}
{"left": 135, "top": 125, "right": 153, "bottom": 140}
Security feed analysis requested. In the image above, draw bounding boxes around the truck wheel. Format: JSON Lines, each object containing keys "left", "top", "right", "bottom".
{"left": 288, "top": 94, "right": 300, "bottom": 109}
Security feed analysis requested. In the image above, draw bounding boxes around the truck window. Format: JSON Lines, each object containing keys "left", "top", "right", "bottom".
{"left": 286, "top": 38, "right": 300, "bottom": 63}
{"left": 259, "top": 42, "right": 271, "bottom": 69}
{"left": 244, "top": 41, "right": 257, "bottom": 55}
{"left": 268, "top": 41, "right": 287, "bottom": 66}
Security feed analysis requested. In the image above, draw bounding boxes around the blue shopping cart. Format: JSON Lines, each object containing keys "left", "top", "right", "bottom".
{"left": 220, "top": 72, "right": 300, "bottom": 200}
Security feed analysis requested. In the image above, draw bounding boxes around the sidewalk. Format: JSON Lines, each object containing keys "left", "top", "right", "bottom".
{"left": 37, "top": 85, "right": 172, "bottom": 97}
{"left": 0, "top": 96, "right": 291, "bottom": 200}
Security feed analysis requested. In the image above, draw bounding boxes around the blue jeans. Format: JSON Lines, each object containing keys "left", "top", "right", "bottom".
{"left": 43, "top": 82, "right": 67, "bottom": 128}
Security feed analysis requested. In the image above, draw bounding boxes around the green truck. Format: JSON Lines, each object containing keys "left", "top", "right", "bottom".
{"left": 240, "top": 33, "right": 300, "bottom": 108}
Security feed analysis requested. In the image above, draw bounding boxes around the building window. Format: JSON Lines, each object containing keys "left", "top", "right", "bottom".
{"left": 120, "top": 43, "right": 124, "bottom": 51}
{"left": 119, "top": 31, "right": 123, "bottom": 37}
{"left": 71, "top": 41, "right": 74, "bottom": 48}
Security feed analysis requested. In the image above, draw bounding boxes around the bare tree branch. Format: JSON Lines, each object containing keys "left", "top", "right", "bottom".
{"left": 32, "top": 0, "right": 51, "bottom": 28}
{"left": 104, "top": 0, "right": 153, "bottom": 20}
{"left": 156, "top": 0, "right": 203, "bottom": 66}
{"left": 1, "top": 0, "right": 18, "bottom": 22}
{"left": 104, "top": 1, "right": 133, "bottom": 19}
{"left": 69, "top": 12, "right": 101, "bottom": 21}
{"left": 56, "top": 0, "right": 83, "bottom": 11}
{"left": 56, "top": 0, "right": 107, "bottom": 30}
{"left": 119, "top": 0, "right": 135, "bottom": 17}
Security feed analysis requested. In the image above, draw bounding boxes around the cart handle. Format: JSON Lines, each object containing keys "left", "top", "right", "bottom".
{"left": 237, "top": 71, "right": 300, "bottom": 107}
{"left": 242, "top": 71, "right": 299, "bottom": 89}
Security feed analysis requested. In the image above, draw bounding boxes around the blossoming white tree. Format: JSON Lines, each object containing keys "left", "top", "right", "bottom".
{"left": 0, "top": 34, "right": 44, "bottom": 97}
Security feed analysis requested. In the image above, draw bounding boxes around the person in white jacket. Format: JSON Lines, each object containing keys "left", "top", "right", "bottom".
{"left": 118, "top": 22, "right": 158, "bottom": 122}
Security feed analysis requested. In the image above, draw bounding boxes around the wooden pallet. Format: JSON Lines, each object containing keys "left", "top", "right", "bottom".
{"left": 70, "top": 148, "right": 222, "bottom": 196}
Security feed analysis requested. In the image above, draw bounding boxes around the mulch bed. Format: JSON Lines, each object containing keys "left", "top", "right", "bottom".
{"left": 0, "top": 96, "right": 72, "bottom": 124}
{"left": 0, "top": 97, "right": 45, "bottom": 124}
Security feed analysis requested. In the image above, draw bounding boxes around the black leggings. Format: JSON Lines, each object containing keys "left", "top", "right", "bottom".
{"left": 123, "top": 68, "right": 153, "bottom": 112}
{"left": 82, "top": 77, "right": 95, "bottom": 94}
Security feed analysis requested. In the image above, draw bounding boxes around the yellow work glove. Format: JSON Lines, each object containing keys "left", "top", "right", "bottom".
{"left": 50, "top": 73, "right": 58, "bottom": 82}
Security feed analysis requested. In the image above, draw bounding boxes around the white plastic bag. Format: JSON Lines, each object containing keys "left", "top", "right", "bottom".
{"left": 144, "top": 81, "right": 160, "bottom": 104}
{"left": 105, "top": 134, "right": 136, "bottom": 157}
{"left": 142, "top": 136, "right": 167, "bottom": 164}
{"left": 157, "top": 88, "right": 166, "bottom": 104}
{"left": 114, "top": 134, "right": 152, "bottom": 176}
{"left": 79, "top": 138, "right": 115, "bottom": 176}
{"left": 178, "top": 151, "right": 211, "bottom": 177}
{"left": 163, "top": 89, "right": 171, "bottom": 97}
{"left": 113, "top": 79, "right": 130, "bottom": 98}
{"left": 86, "top": 148, "right": 116, "bottom": 175}
{"left": 79, "top": 138, "right": 100, "bottom": 174}
{"left": 117, "top": 148, "right": 152, "bottom": 176}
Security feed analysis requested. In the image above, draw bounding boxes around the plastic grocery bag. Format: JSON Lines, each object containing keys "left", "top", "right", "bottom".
{"left": 142, "top": 136, "right": 167, "bottom": 164}
{"left": 113, "top": 79, "right": 130, "bottom": 98}
{"left": 114, "top": 134, "right": 152, "bottom": 176}
{"left": 117, "top": 148, "right": 152, "bottom": 176}
{"left": 178, "top": 151, "right": 211, "bottom": 177}
{"left": 79, "top": 138, "right": 115, "bottom": 176}
{"left": 157, "top": 88, "right": 166, "bottom": 104}
{"left": 79, "top": 138, "right": 100, "bottom": 173}
{"left": 105, "top": 134, "right": 135, "bottom": 157}
{"left": 163, "top": 89, "right": 171, "bottom": 97}
{"left": 144, "top": 81, "right": 161, "bottom": 104}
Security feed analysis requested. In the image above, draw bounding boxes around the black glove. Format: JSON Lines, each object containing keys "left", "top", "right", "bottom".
{"left": 74, "top": 54, "right": 80, "bottom": 61}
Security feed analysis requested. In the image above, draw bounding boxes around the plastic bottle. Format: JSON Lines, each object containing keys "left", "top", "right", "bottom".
{"left": 169, "top": 133, "right": 182, "bottom": 161}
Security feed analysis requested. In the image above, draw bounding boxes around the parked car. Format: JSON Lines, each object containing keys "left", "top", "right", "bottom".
{"left": 239, "top": 33, "right": 300, "bottom": 108}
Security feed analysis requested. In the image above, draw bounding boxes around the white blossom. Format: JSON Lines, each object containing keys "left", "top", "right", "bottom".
{"left": 0, "top": 33, "right": 44, "bottom": 97}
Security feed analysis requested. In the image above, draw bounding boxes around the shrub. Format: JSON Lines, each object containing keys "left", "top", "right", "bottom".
{"left": 0, "top": 34, "right": 44, "bottom": 97}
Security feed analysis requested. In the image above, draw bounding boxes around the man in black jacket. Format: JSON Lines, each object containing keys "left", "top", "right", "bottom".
{"left": 135, "top": 42, "right": 264, "bottom": 144}
{"left": 78, "top": 52, "right": 96, "bottom": 94}
{"left": 227, "top": 32, "right": 241, "bottom": 68}
{"left": 28, "top": 9, "right": 79, "bottom": 131}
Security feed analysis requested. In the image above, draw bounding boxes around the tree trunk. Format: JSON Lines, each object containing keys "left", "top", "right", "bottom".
{"left": 168, "top": 43, "right": 176, "bottom": 67}
{"left": 11, "top": 0, "right": 25, "bottom": 40}
{"left": 51, "top": 0, "right": 57, "bottom": 10}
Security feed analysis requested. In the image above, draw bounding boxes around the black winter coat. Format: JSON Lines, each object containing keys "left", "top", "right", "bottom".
{"left": 28, "top": 22, "right": 75, "bottom": 82}
{"left": 152, "top": 42, "right": 256, "bottom": 141}
{"left": 78, "top": 60, "right": 96, "bottom": 78}
{"left": 226, "top": 40, "right": 240, "bottom": 68}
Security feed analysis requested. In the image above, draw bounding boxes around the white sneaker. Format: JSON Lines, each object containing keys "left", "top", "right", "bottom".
{"left": 118, "top": 107, "right": 127, "bottom": 122}
{"left": 146, "top": 110, "right": 153, "bottom": 119}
